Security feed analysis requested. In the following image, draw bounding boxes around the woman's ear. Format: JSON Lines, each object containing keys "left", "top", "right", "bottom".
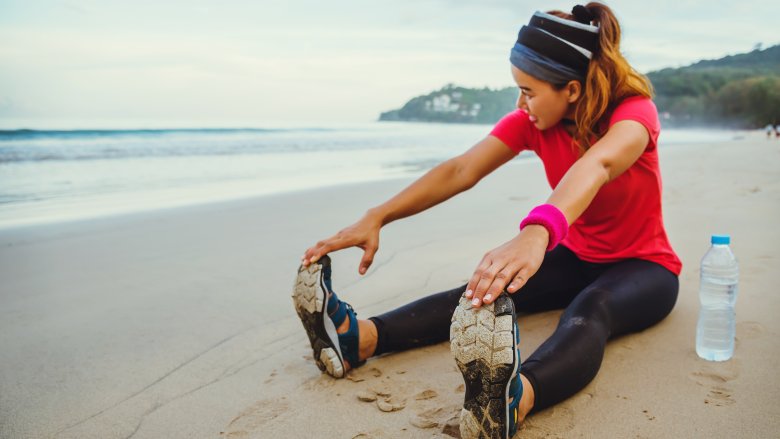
{"left": 566, "top": 80, "right": 582, "bottom": 103}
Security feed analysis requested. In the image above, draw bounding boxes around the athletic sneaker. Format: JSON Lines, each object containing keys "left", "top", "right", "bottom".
{"left": 292, "top": 255, "right": 362, "bottom": 378}
{"left": 451, "top": 294, "right": 523, "bottom": 439}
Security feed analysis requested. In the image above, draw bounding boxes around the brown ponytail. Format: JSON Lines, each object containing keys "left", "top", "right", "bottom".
{"left": 548, "top": 2, "right": 654, "bottom": 152}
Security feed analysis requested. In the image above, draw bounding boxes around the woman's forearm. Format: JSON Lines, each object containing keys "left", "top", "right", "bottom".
{"left": 546, "top": 156, "right": 610, "bottom": 224}
{"left": 367, "top": 158, "right": 476, "bottom": 226}
{"left": 546, "top": 121, "right": 648, "bottom": 224}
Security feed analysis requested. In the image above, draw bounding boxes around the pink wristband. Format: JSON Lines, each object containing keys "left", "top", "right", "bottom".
{"left": 519, "top": 204, "right": 569, "bottom": 251}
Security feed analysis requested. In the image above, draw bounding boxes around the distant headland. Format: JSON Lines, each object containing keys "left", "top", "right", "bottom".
{"left": 379, "top": 45, "right": 780, "bottom": 128}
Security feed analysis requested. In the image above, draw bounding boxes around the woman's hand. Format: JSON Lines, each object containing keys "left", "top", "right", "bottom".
{"left": 465, "top": 225, "right": 549, "bottom": 307}
{"left": 301, "top": 211, "right": 383, "bottom": 275}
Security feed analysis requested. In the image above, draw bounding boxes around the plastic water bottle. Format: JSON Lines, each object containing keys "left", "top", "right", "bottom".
{"left": 695, "top": 235, "right": 739, "bottom": 361}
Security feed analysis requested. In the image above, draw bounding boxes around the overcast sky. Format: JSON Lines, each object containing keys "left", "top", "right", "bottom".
{"left": 0, "top": 0, "right": 777, "bottom": 128}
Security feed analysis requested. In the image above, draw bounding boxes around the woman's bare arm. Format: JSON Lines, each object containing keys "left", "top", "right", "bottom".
{"left": 302, "top": 135, "right": 517, "bottom": 273}
{"left": 369, "top": 135, "right": 518, "bottom": 226}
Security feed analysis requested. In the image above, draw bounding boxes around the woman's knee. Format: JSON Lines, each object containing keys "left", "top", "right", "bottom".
{"left": 595, "top": 262, "right": 679, "bottom": 336}
{"left": 561, "top": 262, "right": 680, "bottom": 338}
{"left": 559, "top": 286, "right": 612, "bottom": 334}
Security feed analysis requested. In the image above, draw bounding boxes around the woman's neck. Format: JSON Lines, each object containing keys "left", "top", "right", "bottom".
{"left": 561, "top": 118, "right": 576, "bottom": 136}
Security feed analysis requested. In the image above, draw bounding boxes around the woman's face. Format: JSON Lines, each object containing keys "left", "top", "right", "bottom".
{"left": 511, "top": 66, "right": 579, "bottom": 131}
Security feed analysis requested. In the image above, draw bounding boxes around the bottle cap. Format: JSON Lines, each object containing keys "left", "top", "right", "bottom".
{"left": 711, "top": 234, "right": 730, "bottom": 244}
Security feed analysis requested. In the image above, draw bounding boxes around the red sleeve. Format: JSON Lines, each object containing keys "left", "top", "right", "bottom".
{"left": 489, "top": 109, "right": 535, "bottom": 154}
{"left": 608, "top": 96, "right": 660, "bottom": 151}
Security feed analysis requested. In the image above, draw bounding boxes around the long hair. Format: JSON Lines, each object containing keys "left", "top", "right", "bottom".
{"left": 548, "top": 2, "right": 654, "bottom": 152}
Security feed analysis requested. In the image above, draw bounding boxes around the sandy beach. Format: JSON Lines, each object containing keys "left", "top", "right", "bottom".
{"left": 1, "top": 132, "right": 779, "bottom": 439}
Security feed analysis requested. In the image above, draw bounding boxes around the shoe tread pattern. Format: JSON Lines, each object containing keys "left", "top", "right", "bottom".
{"left": 292, "top": 261, "right": 344, "bottom": 378}
{"left": 451, "top": 295, "right": 517, "bottom": 439}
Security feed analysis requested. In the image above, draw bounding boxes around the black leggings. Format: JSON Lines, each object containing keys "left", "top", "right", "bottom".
{"left": 368, "top": 245, "right": 678, "bottom": 412}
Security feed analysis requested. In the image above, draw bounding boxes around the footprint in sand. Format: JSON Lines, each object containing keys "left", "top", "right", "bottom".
{"left": 522, "top": 405, "right": 575, "bottom": 438}
{"left": 414, "top": 389, "right": 438, "bottom": 401}
{"left": 409, "top": 404, "right": 459, "bottom": 430}
{"left": 690, "top": 360, "right": 739, "bottom": 407}
{"left": 522, "top": 393, "right": 594, "bottom": 437}
{"left": 704, "top": 386, "right": 736, "bottom": 407}
{"left": 303, "top": 375, "right": 337, "bottom": 391}
{"left": 439, "top": 408, "right": 463, "bottom": 438}
{"left": 221, "top": 397, "right": 289, "bottom": 438}
{"left": 736, "top": 321, "right": 765, "bottom": 341}
{"left": 347, "top": 367, "right": 382, "bottom": 382}
{"left": 690, "top": 359, "right": 739, "bottom": 384}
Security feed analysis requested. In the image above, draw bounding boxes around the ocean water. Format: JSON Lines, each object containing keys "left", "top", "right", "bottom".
{"left": 0, "top": 123, "right": 739, "bottom": 228}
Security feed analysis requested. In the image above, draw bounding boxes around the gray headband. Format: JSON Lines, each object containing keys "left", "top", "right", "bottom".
{"left": 510, "top": 10, "right": 599, "bottom": 84}
{"left": 510, "top": 43, "right": 585, "bottom": 84}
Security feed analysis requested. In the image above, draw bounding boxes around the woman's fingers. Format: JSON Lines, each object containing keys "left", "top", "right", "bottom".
{"left": 301, "top": 247, "right": 317, "bottom": 266}
{"left": 506, "top": 268, "right": 530, "bottom": 293}
{"left": 468, "top": 257, "right": 533, "bottom": 306}
{"left": 303, "top": 242, "right": 329, "bottom": 265}
{"left": 302, "top": 235, "right": 347, "bottom": 266}
{"left": 301, "top": 215, "right": 383, "bottom": 273}
{"left": 358, "top": 242, "right": 378, "bottom": 275}
{"left": 473, "top": 265, "right": 516, "bottom": 306}
{"left": 481, "top": 268, "right": 515, "bottom": 304}
{"left": 468, "top": 256, "right": 514, "bottom": 307}
{"left": 465, "top": 257, "right": 493, "bottom": 299}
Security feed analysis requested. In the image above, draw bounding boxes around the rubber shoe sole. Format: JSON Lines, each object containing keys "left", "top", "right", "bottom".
{"left": 292, "top": 256, "right": 345, "bottom": 378}
{"left": 450, "top": 294, "right": 518, "bottom": 439}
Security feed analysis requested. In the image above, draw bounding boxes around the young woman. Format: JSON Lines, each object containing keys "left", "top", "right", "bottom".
{"left": 292, "top": 3, "right": 680, "bottom": 438}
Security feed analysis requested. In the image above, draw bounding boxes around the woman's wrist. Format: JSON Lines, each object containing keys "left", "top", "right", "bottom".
{"left": 519, "top": 204, "right": 569, "bottom": 251}
{"left": 518, "top": 224, "right": 550, "bottom": 248}
{"left": 365, "top": 207, "right": 388, "bottom": 227}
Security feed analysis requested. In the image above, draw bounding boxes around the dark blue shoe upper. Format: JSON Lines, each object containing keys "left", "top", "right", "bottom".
{"left": 322, "top": 262, "right": 363, "bottom": 369}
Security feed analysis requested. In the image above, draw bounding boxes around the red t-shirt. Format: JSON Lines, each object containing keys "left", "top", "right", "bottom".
{"left": 490, "top": 96, "right": 682, "bottom": 275}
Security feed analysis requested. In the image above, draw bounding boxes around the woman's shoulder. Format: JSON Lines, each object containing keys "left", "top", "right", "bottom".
{"left": 490, "top": 109, "right": 541, "bottom": 153}
{"left": 608, "top": 96, "right": 659, "bottom": 130}
{"left": 499, "top": 108, "right": 533, "bottom": 123}
{"left": 606, "top": 95, "right": 660, "bottom": 149}
{"left": 612, "top": 95, "right": 657, "bottom": 116}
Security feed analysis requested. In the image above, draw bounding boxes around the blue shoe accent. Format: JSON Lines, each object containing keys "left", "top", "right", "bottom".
{"left": 507, "top": 322, "right": 523, "bottom": 437}
{"left": 336, "top": 302, "right": 363, "bottom": 369}
{"left": 327, "top": 290, "right": 348, "bottom": 328}
{"left": 320, "top": 262, "right": 365, "bottom": 369}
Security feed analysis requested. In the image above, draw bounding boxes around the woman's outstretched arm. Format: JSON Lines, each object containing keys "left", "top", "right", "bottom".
{"left": 302, "top": 135, "right": 517, "bottom": 274}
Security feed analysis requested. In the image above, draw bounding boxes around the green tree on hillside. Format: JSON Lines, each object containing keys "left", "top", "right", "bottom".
{"left": 712, "top": 76, "right": 780, "bottom": 125}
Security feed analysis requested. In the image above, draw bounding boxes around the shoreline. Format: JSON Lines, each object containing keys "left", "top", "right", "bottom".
{"left": 1, "top": 134, "right": 778, "bottom": 438}
{"left": 0, "top": 128, "right": 750, "bottom": 232}
{"left": 0, "top": 172, "right": 426, "bottom": 231}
